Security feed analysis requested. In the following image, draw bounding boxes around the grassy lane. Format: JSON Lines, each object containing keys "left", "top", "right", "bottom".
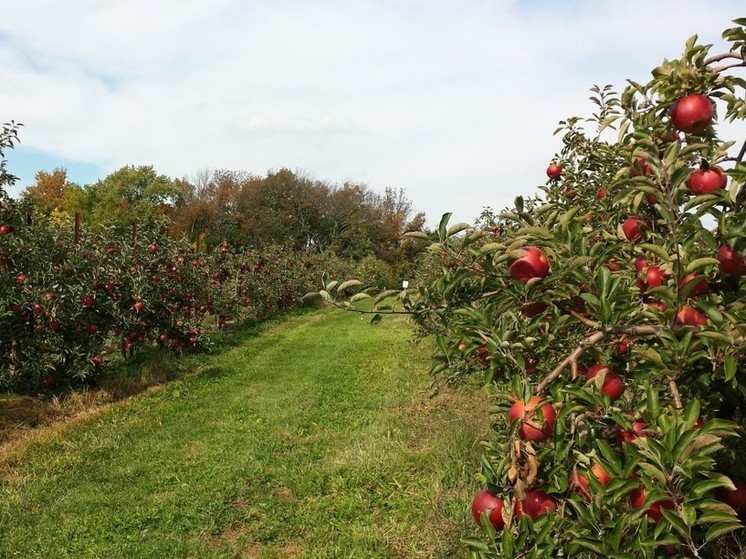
{"left": 0, "top": 309, "right": 491, "bottom": 558}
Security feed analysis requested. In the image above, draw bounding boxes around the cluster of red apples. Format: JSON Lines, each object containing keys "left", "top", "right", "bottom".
{"left": 472, "top": 92, "right": 746, "bottom": 534}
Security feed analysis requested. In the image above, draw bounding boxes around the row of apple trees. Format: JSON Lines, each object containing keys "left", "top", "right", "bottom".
{"left": 318, "top": 20, "right": 746, "bottom": 558}
{"left": 0, "top": 126, "right": 353, "bottom": 392}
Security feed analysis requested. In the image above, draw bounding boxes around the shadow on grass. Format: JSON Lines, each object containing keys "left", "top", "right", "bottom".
{"left": 0, "top": 305, "right": 321, "bottom": 445}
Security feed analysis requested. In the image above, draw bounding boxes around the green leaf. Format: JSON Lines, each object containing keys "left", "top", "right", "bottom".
{"left": 692, "top": 478, "right": 732, "bottom": 498}
{"left": 574, "top": 538, "right": 605, "bottom": 554}
{"left": 502, "top": 526, "right": 515, "bottom": 558}
{"left": 639, "top": 243, "right": 670, "bottom": 261}
{"left": 705, "top": 521, "right": 741, "bottom": 542}
{"left": 374, "top": 289, "right": 400, "bottom": 304}
{"left": 598, "top": 265, "right": 612, "bottom": 298}
{"left": 685, "top": 258, "right": 720, "bottom": 274}
{"left": 596, "top": 440, "right": 622, "bottom": 474}
{"left": 725, "top": 356, "right": 737, "bottom": 381}
{"left": 684, "top": 400, "right": 701, "bottom": 429}
{"left": 480, "top": 242, "right": 504, "bottom": 254}
{"left": 579, "top": 292, "right": 601, "bottom": 309}
{"left": 681, "top": 434, "right": 722, "bottom": 461}
{"left": 349, "top": 292, "right": 372, "bottom": 303}
{"left": 636, "top": 347, "right": 664, "bottom": 367}
{"left": 646, "top": 383, "right": 661, "bottom": 418}
{"left": 446, "top": 222, "right": 471, "bottom": 237}
{"left": 402, "top": 230, "right": 429, "bottom": 239}
{"left": 438, "top": 213, "right": 452, "bottom": 242}
{"left": 337, "top": 279, "right": 362, "bottom": 292}
{"left": 559, "top": 206, "right": 582, "bottom": 228}
{"left": 369, "top": 313, "right": 382, "bottom": 325}
{"left": 660, "top": 507, "right": 689, "bottom": 537}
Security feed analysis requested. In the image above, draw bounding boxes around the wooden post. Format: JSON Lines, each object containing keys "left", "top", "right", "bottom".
{"left": 74, "top": 212, "right": 81, "bottom": 245}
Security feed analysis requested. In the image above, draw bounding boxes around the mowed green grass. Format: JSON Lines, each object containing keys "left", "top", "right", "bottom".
{"left": 0, "top": 308, "right": 491, "bottom": 558}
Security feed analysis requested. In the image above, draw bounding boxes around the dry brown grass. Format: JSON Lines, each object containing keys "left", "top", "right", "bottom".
{"left": 0, "top": 355, "right": 189, "bottom": 478}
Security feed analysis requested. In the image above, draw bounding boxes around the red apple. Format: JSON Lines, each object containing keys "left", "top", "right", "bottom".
{"left": 475, "top": 346, "right": 489, "bottom": 366}
{"left": 509, "top": 396, "right": 556, "bottom": 441}
{"left": 516, "top": 488, "right": 557, "bottom": 519}
{"left": 0, "top": 224, "right": 12, "bottom": 235}
{"left": 635, "top": 257, "right": 648, "bottom": 273}
{"left": 570, "top": 463, "right": 612, "bottom": 498}
{"left": 133, "top": 301, "right": 145, "bottom": 313}
{"left": 629, "top": 487, "right": 675, "bottom": 521}
{"left": 81, "top": 295, "right": 95, "bottom": 308}
{"left": 630, "top": 157, "right": 652, "bottom": 177}
{"left": 622, "top": 218, "right": 645, "bottom": 242}
{"left": 718, "top": 482, "right": 746, "bottom": 518}
{"left": 637, "top": 265, "right": 665, "bottom": 292}
{"left": 562, "top": 185, "right": 577, "bottom": 199}
{"left": 148, "top": 243, "right": 159, "bottom": 252}
{"left": 614, "top": 336, "right": 631, "bottom": 356}
{"left": 86, "top": 324, "right": 99, "bottom": 335}
{"left": 687, "top": 166, "right": 727, "bottom": 195}
{"left": 585, "top": 363, "right": 624, "bottom": 401}
{"left": 676, "top": 305, "right": 707, "bottom": 326}
{"left": 509, "top": 247, "right": 550, "bottom": 283}
{"left": 42, "top": 375, "right": 55, "bottom": 388}
{"left": 15, "top": 273, "right": 26, "bottom": 285}
{"left": 546, "top": 163, "right": 562, "bottom": 179}
{"left": 597, "top": 187, "right": 607, "bottom": 199}
{"left": 525, "top": 357, "right": 538, "bottom": 375}
{"left": 471, "top": 490, "right": 506, "bottom": 529}
{"left": 648, "top": 301, "right": 668, "bottom": 313}
{"left": 606, "top": 258, "right": 621, "bottom": 272}
{"left": 671, "top": 94, "right": 714, "bottom": 135}
{"left": 679, "top": 273, "right": 709, "bottom": 298}
{"left": 522, "top": 301, "right": 547, "bottom": 318}
{"left": 717, "top": 244, "right": 746, "bottom": 276}
{"left": 616, "top": 415, "right": 651, "bottom": 446}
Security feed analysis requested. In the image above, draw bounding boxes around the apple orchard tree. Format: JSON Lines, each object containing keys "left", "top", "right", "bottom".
{"left": 315, "top": 19, "right": 746, "bottom": 559}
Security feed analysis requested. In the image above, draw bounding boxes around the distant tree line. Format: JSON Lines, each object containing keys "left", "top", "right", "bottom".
{"left": 21, "top": 165, "right": 427, "bottom": 270}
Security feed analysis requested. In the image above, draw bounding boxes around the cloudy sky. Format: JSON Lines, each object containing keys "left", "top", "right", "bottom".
{"left": 1, "top": 1, "right": 744, "bottom": 225}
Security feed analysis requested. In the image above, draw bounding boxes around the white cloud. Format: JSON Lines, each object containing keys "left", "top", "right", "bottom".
{"left": 1, "top": 0, "right": 744, "bottom": 224}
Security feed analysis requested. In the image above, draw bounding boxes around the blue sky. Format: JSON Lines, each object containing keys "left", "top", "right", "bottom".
{"left": 1, "top": 1, "right": 745, "bottom": 225}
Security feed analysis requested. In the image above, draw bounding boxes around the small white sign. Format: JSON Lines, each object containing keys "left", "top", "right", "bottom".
{"left": 402, "top": 280, "right": 409, "bottom": 289}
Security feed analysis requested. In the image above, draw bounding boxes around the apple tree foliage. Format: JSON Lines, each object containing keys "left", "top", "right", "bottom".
{"left": 0, "top": 128, "right": 355, "bottom": 392}
{"left": 317, "top": 19, "right": 746, "bottom": 558}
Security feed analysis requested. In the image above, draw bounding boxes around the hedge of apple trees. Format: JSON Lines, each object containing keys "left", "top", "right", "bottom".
{"left": 319, "top": 20, "right": 746, "bottom": 558}
{"left": 0, "top": 127, "right": 352, "bottom": 392}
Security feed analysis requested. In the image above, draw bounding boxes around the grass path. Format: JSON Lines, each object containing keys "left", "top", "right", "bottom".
{"left": 0, "top": 309, "right": 491, "bottom": 558}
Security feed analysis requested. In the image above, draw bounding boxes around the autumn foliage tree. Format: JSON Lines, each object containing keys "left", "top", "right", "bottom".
{"left": 319, "top": 19, "right": 746, "bottom": 558}
{"left": 21, "top": 168, "right": 73, "bottom": 215}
